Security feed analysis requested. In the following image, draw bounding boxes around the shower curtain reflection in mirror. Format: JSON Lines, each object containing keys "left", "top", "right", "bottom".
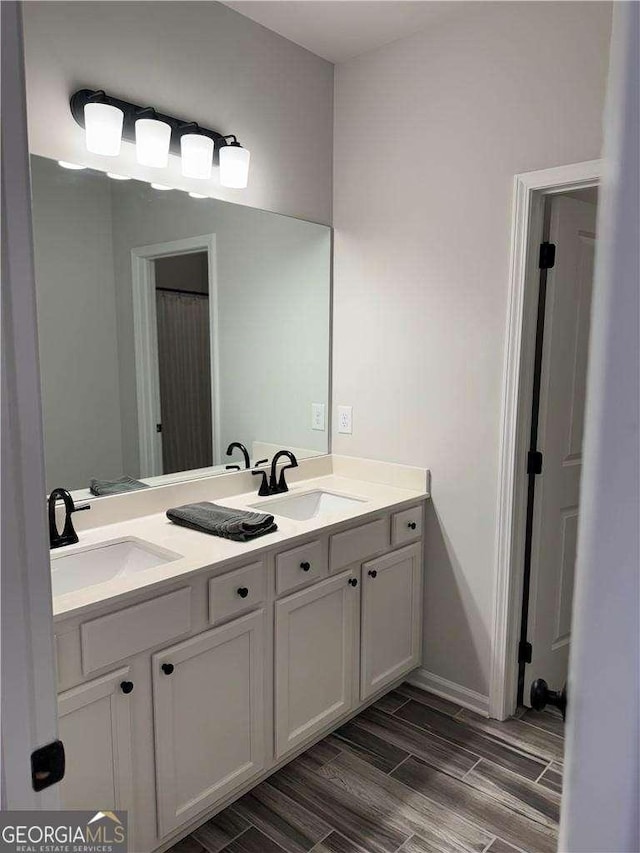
{"left": 155, "top": 262, "right": 213, "bottom": 474}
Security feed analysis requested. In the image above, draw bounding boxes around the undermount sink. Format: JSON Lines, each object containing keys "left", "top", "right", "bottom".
{"left": 250, "top": 489, "right": 367, "bottom": 521}
{"left": 50, "top": 537, "right": 182, "bottom": 596}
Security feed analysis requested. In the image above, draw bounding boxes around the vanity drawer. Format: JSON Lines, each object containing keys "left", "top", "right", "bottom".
{"left": 80, "top": 588, "right": 191, "bottom": 675}
{"left": 392, "top": 505, "right": 423, "bottom": 546}
{"left": 329, "top": 517, "right": 389, "bottom": 573}
{"left": 276, "top": 539, "right": 327, "bottom": 595}
{"left": 209, "top": 561, "right": 266, "bottom": 624}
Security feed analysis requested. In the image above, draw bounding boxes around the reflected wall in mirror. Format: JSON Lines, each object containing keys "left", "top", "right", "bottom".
{"left": 30, "top": 155, "right": 331, "bottom": 496}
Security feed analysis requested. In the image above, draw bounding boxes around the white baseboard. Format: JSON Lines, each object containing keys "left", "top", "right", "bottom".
{"left": 406, "top": 668, "right": 490, "bottom": 717}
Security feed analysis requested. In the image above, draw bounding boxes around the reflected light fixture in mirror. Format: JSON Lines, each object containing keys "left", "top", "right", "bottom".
{"left": 135, "top": 117, "right": 171, "bottom": 168}
{"left": 107, "top": 172, "right": 131, "bottom": 181}
{"left": 151, "top": 183, "right": 172, "bottom": 191}
{"left": 181, "top": 133, "right": 213, "bottom": 179}
{"left": 219, "top": 139, "right": 250, "bottom": 189}
{"left": 84, "top": 102, "right": 124, "bottom": 156}
{"left": 189, "top": 192, "right": 207, "bottom": 199}
{"left": 58, "top": 161, "right": 86, "bottom": 170}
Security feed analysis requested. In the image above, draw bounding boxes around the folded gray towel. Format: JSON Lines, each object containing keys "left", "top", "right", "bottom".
{"left": 166, "top": 501, "right": 277, "bottom": 542}
{"left": 90, "top": 476, "right": 150, "bottom": 496}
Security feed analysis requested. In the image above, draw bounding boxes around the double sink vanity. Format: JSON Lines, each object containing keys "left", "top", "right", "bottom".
{"left": 51, "top": 456, "right": 429, "bottom": 852}
{"left": 30, "top": 150, "right": 428, "bottom": 852}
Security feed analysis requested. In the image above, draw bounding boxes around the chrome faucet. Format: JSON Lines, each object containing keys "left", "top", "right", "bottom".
{"left": 48, "top": 487, "right": 90, "bottom": 549}
{"left": 252, "top": 450, "right": 298, "bottom": 496}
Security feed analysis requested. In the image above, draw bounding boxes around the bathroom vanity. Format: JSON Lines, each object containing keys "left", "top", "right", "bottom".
{"left": 51, "top": 458, "right": 428, "bottom": 852}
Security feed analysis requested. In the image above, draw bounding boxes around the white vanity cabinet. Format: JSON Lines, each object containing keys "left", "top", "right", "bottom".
{"left": 152, "top": 609, "right": 266, "bottom": 837}
{"left": 360, "top": 542, "right": 423, "bottom": 700}
{"left": 54, "top": 499, "right": 426, "bottom": 853}
{"left": 57, "top": 666, "right": 134, "bottom": 813}
{"left": 274, "top": 569, "right": 359, "bottom": 758}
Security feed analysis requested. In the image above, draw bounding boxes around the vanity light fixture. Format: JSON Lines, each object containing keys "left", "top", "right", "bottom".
{"left": 107, "top": 172, "right": 131, "bottom": 181}
{"left": 151, "top": 183, "right": 172, "bottom": 191}
{"left": 69, "top": 89, "right": 250, "bottom": 188}
{"left": 188, "top": 192, "right": 208, "bottom": 199}
{"left": 84, "top": 97, "right": 124, "bottom": 156}
{"left": 58, "top": 161, "right": 86, "bottom": 170}
{"left": 219, "top": 137, "right": 250, "bottom": 189}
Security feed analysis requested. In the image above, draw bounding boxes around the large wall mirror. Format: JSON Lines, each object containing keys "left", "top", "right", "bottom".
{"left": 30, "top": 155, "right": 331, "bottom": 496}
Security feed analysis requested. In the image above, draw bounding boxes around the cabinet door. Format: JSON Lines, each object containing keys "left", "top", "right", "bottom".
{"left": 361, "top": 543, "right": 422, "bottom": 700}
{"left": 153, "top": 609, "right": 266, "bottom": 838}
{"left": 57, "top": 667, "right": 134, "bottom": 812}
{"left": 275, "top": 570, "right": 359, "bottom": 759}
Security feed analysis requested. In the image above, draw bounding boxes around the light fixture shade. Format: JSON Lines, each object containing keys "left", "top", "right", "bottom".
{"left": 219, "top": 144, "right": 250, "bottom": 189}
{"left": 181, "top": 134, "right": 213, "bottom": 179}
{"left": 58, "top": 161, "right": 86, "bottom": 170}
{"left": 135, "top": 118, "right": 171, "bottom": 167}
{"left": 84, "top": 102, "right": 123, "bottom": 156}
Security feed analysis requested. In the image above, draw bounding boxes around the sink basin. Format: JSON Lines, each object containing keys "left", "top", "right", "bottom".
{"left": 249, "top": 489, "right": 367, "bottom": 521}
{"left": 50, "top": 537, "right": 182, "bottom": 596}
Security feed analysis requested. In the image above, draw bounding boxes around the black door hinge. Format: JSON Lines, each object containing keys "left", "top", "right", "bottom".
{"left": 527, "top": 450, "right": 543, "bottom": 475}
{"left": 539, "top": 242, "right": 556, "bottom": 270}
{"left": 31, "top": 740, "right": 65, "bottom": 791}
{"left": 518, "top": 640, "right": 533, "bottom": 664}
{"left": 156, "top": 423, "right": 162, "bottom": 433}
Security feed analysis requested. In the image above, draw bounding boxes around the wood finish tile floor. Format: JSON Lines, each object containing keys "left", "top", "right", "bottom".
{"left": 167, "top": 684, "right": 564, "bottom": 853}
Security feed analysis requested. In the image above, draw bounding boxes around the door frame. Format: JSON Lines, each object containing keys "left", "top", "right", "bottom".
{"left": 131, "top": 234, "right": 220, "bottom": 477}
{"left": 489, "top": 160, "right": 601, "bottom": 721}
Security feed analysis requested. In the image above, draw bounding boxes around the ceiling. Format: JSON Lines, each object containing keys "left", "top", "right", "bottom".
{"left": 223, "top": 1, "right": 461, "bottom": 64}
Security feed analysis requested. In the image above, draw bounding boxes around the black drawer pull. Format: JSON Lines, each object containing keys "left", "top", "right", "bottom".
{"left": 120, "top": 680, "right": 134, "bottom": 694}
{"left": 348, "top": 577, "right": 358, "bottom": 587}
{"left": 161, "top": 663, "right": 174, "bottom": 675}
{"left": 407, "top": 521, "right": 417, "bottom": 530}
{"left": 368, "top": 569, "right": 377, "bottom": 578}
{"left": 237, "top": 587, "right": 249, "bottom": 598}
{"left": 300, "top": 561, "right": 311, "bottom": 571}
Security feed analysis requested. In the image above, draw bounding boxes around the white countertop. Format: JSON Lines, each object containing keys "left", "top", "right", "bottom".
{"left": 51, "top": 471, "right": 428, "bottom": 622}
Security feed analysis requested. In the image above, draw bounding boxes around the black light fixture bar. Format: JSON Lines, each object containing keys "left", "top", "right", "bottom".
{"left": 70, "top": 88, "right": 235, "bottom": 163}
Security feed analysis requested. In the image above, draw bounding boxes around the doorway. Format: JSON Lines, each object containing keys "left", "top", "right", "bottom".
{"left": 154, "top": 252, "right": 213, "bottom": 475}
{"left": 490, "top": 160, "right": 601, "bottom": 721}
{"left": 518, "top": 188, "right": 598, "bottom": 707}
{"left": 131, "top": 234, "right": 220, "bottom": 479}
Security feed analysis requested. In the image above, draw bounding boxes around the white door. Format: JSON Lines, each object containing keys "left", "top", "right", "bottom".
{"left": 361, "top": 543, "right": 422, "bottom": 701}
{"left": 525, "top": 195, "right": 597, "bottom": 704}
{"left": 57, "top": 668, "right": 134, "bottom": 813}
{"left": 274, "top": 570, "right": 359, "bottom": 759}
{"left": 152, "top": 610, "right": 265, "bottom": 838}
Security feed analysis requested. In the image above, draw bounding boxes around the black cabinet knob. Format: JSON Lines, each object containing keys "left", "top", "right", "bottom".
{"left": 408, "top": 521, "right": 417, "bottom": 530}
{"left": 237, "top": 587, "right": 249, "bottom": 598}
{"left": 348, "top": 577, "right": 358, "bottom": 587}
{"left": 368, "top": 569, "right": 378, "bottom": 578}
{"left": 300, "top": 561, "right": 311, "bottom": 572}
{"left": 161, "top": 663, "right": 174, "bottom": 675}
{"left": 120, "top": 680, "right": 134, "bottom": 694}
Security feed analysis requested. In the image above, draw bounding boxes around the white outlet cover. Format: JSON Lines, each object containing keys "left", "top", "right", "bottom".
{"left": 311, "top": 402, "right": 325, "bottom": 431}
{"left": 337, "top": 405, "right": 352, "bottom": 434}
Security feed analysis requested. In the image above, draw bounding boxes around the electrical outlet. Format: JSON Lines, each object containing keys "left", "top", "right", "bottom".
{"left": 337, "top": 405, "right": 352, "bottom": 434}
{"left": 311, "top": 402, "right": 325, "bottom": 431}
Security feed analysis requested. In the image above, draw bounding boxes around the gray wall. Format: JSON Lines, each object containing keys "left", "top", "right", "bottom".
{"left": 30, "top": 157, "right": 123, "bottom": 492}
{"left": 155, "top": 254, "right": 209, "bottom": 295}
{"left": 22, "top": 1, "right": 333, "bottom": 224}
{"left": 108, "top": 182, "right": 331, "bottom": 474}
{"left": 332, "top": 1, "right": 612, "bottom": 698}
